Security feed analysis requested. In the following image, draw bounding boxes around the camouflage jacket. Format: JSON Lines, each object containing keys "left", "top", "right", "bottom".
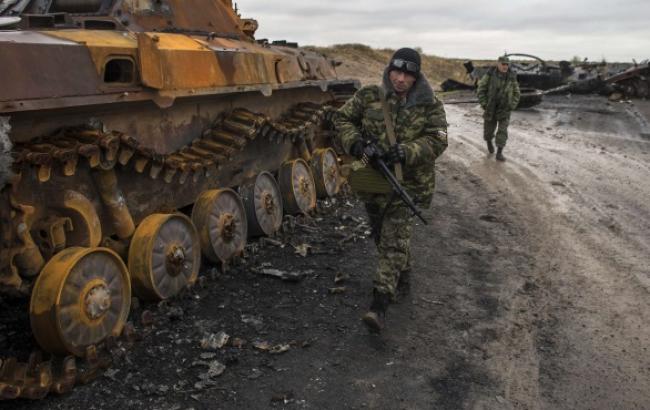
{"left": 335, "top": 69, "right": 448, "bottom": 206}
{"left": 477, "top": 67, "right": 521, "bottom": 120}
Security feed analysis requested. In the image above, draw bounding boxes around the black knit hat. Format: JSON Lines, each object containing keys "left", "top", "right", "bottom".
{"left": 389, "top": 48, "right": 421, "bottom": 76}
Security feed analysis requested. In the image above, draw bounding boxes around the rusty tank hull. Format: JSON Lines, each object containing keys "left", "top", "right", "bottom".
{"left": 0, "top": 0, "right": 357, "bottom": 399}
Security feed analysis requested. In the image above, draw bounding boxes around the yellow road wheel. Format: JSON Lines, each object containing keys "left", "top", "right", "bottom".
{"left": 30, "top": 247, "right": 131, "bottom": 357}
{"left": 241, "top": 172, "right": 284, "bottom": 237}
{"left": 192, "top": 189, "right": 247, "bottom": 263}
{"left": 311, "top": 148, "right": 341, "bottom": 198}
{"left": 128, "top": 213, "right": 201, "bottom": 301}
{"left": 279, "top": 159, "right": 316, "bottom": 214}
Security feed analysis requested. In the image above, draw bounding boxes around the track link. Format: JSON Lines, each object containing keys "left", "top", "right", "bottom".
{"left": 12, "top": 102, "right": 341, "bottom": 185}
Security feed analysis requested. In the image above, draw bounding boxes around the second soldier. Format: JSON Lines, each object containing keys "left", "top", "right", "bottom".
{"left": 477, "top": 55, "right": 521, "bottom": 161}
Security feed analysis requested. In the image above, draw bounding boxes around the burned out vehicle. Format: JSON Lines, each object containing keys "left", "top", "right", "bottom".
{"left": 0, "top": 0, "right": 357, "bottom": 399}
{"left": 465, "top": 53, "right": 574, "bottom": 90}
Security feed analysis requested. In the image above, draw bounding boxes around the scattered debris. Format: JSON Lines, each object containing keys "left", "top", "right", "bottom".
{"left": 200, "top": 331, "right": 230, "bottom": 350}
{"left": 253, "top": 340, "right": 272, "bottom": 351}
{"left": 259, "top": 268, "right": 305, "bottom": 282}
{"left": 193, "top": 360, "right": 227, "bottom": 389}
{"left": 328, "top": 287, "right": 347, "bottom": 294}
{"left": 271, "top": 391, "right": 295, "bottom": 404}
{"left": 293, "top": 243, "right": 312, "bottom": 257}
{"left": 260, "top": 237, "right": 284, "bottom": 247}
{"left": 253, "top": 340, "right": 291, "bottom": 354}
{"left": 269, "top": 344, "right": 291, "bottom": 355}
{"left": 334, "top": 271, "right": 349, "bottom": 284}
{"left": 241, "top": 314, "right": 264, "bottom": 328}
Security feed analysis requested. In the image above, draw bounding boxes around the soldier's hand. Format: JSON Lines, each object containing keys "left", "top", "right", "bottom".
{"left": 360, "top": 143, "right": 383, "bottom": 166}
{"left": 350, "top": 140, "right": 364, "bottom": 159}
{"left": 384, "top": 144, "right": 407, "bottom": 165}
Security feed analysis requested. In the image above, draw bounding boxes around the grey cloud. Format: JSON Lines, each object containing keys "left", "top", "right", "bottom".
{"left": 238, "top": 0, "right": 650, "bottom": 61}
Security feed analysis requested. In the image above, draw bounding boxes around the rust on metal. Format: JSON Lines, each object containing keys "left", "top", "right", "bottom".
{"left": 0, "top": 0, "right": 359, "bottom": 401}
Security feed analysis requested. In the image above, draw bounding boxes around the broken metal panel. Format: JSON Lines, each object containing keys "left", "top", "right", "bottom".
{"left": 43, "top": 29, "right": 138, "bottom": 76}
{"left": 0, "top": 34, "right": 102, "bottom": 102}
{"left": 118, "top": 0, "right": 245, "bottom": 37}
{"left": 605, "top": 62, "right": 650, "bottom": 84}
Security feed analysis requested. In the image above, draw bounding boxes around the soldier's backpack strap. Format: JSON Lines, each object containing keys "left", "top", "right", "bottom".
{"left": 378, "top": 87, "right": 403, "bottom": 182}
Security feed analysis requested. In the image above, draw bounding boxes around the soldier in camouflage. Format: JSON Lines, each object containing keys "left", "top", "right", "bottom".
{"left": 477, "top": 55, "right": 521, "bottom": 161}
{"left": 335, "top": 48, "right": 448, "bottom": 332}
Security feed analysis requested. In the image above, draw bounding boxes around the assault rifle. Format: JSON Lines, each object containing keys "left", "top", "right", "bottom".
{"left": 360, "top": 141, "right": 429, "bottom": 225}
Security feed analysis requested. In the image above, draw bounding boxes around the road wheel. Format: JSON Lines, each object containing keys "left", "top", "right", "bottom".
{"left": 241, "top": 171, "right": 284, "bottom": 237}
{"left": 128, "top": 213, "right": 201, "bottom": 300}
{"left": 279, "top": 159, "right": 316, "bottom": 214}
{"left": 311, "top": 148, "right": 341, "bottom": 198}
{"left": 30, "top": 247, "right": 131, "bottom": 356}
{"left": 192, "top": 189, "right": 247, "bottom": 263}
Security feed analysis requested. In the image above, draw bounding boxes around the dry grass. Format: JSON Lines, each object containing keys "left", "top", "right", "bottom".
{"left": 306, "top": 43, "right": 484, "bottom": 89}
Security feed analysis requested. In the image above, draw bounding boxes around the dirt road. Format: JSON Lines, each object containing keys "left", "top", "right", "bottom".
{"left": 5, "top": 95, "right": 649, "bottom": 409}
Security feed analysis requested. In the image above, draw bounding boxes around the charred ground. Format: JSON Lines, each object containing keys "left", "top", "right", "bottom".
{"left": 1, "top": 49, "right": 649, "bottom": 409}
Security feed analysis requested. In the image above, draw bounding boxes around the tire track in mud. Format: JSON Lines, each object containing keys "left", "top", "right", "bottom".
{"left": 445, "top": 99, "right": 650, "bottom": 410}
{"left": 415, "top": 148, "right": 542, "bottom": 410}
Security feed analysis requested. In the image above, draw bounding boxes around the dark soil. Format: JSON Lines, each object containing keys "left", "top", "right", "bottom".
{"left": 3, "top": 94, "right": 649, "bottom": 410}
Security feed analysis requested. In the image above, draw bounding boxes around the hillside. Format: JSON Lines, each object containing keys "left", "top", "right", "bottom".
{"left": 307, "top": 44, "right": 480, "bottom": 88}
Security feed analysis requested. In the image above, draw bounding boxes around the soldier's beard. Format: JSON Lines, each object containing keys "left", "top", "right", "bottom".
{"left": 392, "top": 81, "right": 413, "bottom": 96}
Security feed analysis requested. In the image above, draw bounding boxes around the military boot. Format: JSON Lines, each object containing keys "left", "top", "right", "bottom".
{"left": 486, "top": 139, "right": 495, "bottom": 154}
{"left": 496, "top": 146, "right": 506, "bottom": 161}
{"left": 362, "top": 290, "right": 391, "bottom": 333}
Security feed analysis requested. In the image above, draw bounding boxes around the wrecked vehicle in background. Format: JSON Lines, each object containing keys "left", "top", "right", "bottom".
{"left": 0, "top": 0, "right": 357, "bottom": 400}
{"left": 444, "top": 52, "right": 648, "bottom": 104}
{"left": 546, "top": 61, "right": 649, "bottom": 99}
{"left": 441, "top": 54, "right": 551, "bottom": 109}
{"left": 605, "top": 62, "right": 650, "bottom": 99}
{"left": 466, "top": 54, "right": 574, "bottom": 90}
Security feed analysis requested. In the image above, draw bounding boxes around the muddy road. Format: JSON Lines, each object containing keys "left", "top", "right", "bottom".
{"left": 3, "top": 95, "right": 649, "bottom": 409}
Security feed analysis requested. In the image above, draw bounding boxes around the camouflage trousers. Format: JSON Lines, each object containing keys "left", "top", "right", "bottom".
{"left": 362, "top": 193, "right": 414, "bottom": 298}
{"left": 484, "top": 114, "right": 511, "bottom": 147}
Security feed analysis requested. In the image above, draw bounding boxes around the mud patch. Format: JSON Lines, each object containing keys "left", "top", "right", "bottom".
{"left": 430, "top": 355, "right": 494, "bottom": 409}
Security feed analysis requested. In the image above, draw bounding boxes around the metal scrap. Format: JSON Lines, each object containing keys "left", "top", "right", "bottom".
{"left": 200, "top": 331, "right": 230, "bottom": 350}
{"left": 293, "top": 243, "right": 312, "bottom": 257}
{"left": 259, "top": 268, "right": 305, "bottom": 282}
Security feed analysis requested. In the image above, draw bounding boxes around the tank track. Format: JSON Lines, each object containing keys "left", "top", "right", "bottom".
{"left": 11, "top": 102, "right": 342, "bottom": 185}
{"left": 0, "top": 95, "right": 349, "bottom": 400}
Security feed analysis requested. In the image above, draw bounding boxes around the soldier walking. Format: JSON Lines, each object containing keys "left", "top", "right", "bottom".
{"left": 477, "top": 55, "right": 521, "bottom": 161}
{"left": 335, "top": 48, "right": 448, "bottom": 332}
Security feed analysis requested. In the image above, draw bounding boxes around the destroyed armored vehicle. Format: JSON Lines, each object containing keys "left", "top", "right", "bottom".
{"left": 466, "top": 54, "right": 574, "bottom": 90}
{"left": 0, "top": 0, "right": 357, "bottom": 399}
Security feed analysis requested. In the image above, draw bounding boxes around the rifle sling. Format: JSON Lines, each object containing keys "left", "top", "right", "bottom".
{"left": 379, "top": 88, "right": 403, "bottom": 182}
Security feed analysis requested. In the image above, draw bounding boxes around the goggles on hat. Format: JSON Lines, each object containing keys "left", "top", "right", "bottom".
{"left": 391, "top": 58, "right": 419, "bottom": 74}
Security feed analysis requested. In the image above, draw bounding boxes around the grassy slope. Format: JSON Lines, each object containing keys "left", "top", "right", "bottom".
{"left": 306, "top": 44, "right": 485, "bottom": 89}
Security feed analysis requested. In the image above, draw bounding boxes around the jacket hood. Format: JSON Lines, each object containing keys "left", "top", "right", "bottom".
{"left": 382, "top": 67, "right": 435, "bottom": 108}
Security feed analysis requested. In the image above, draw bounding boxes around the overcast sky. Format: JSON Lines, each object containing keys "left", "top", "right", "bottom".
{"left": 238, "top": 0, "right": 649, "bottom": 62}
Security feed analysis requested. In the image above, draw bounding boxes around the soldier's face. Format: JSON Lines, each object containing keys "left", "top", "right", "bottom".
{"left": 389, "top": 70, "right": 417, "bottom": 95}
{"left": 497, "top": 62, "right": 509, "bottom": 73}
